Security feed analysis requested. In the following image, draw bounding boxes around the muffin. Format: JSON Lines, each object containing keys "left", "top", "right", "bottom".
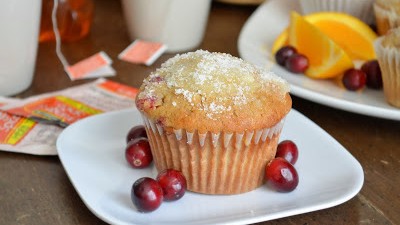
{"left": 135, "top": 50, "right": 292, "bottom": 195}
{"left": 373, "top": 0, "right": 400, "bottom": 35}
{"left": 374, "top": 28, "right": 400, "bottom": 107}
{"left": 299, "top": 0, "right": 374, "bottom": 24}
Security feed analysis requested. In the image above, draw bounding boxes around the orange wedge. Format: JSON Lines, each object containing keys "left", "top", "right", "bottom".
{"left": 272, "top": 12, "right": 378, "bottom": 61}
{"left": 306, "top": 12, "right": 377, "bottom": 60}
{"left": 288, "top": 12, "right": 354, "bottom": 79}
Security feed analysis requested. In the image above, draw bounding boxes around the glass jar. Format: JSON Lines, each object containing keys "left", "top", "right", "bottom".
{"left": 39, "top": 0, "right": 94, "bottom": 42}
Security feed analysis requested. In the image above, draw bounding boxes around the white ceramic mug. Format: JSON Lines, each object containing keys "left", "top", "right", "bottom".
{"left": 0, "top": 0, "right": 41, "bottom": 96}
{"left": 121, "top": 0, "right": 212, "bottom": 53}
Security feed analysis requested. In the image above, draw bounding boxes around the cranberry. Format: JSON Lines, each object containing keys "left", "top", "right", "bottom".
{"left": 265, "top": 157, "right": 299, "bottom": 192}
{"left": 125, "top": 138, "right": 153, "bottom": 168}
{"left": 157, "top": 169, "right": 187, "bottom": 201}
{"left": 275, "top": 45, "right": 297, "bottom": 66}
{"left": 285, "top": 53, "right": 309, "bottom": 73}
{"left": 342, "top": 68, "right": 367, "bottom": 91}
{"left": 131, "top": 177, "right": 163, "bottom": 212}
{"left": 126, "top": 125, "right": 147, "bottom": 143}
{"left": 276, "top": 140, "right": 298, "bottom": 165}
{"left": 361, "top": 60, "right": 383, "bottom": 89}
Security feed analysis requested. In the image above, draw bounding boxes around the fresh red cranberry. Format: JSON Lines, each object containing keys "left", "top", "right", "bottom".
{"left": 125, "top": 138, "right": 153, "bottom": 168}
{"left": 275, "top": 45, "right": 297, "bottom": 66}
{"left": 276, "top": 140, "right": 298, "bottom": 165}
{"left": 156, "top": 169, "right": 187, "bottom": 201}
{"left": 265, "top": 157, "right": 299, "bottom": 192}
{"left": 361, "top": 60, "right": 383, "bottom": 89}
{"left": 126, "top": 125, "right": 147, "bottom": 143}
{"left": 285, "top": 53, "right": 309, "bottom": 73}
{"left": 342, "top": 69, "right": 367, "bottom": 91}
{"left": 131, "top": 177, "right": 163, "bottom": 212}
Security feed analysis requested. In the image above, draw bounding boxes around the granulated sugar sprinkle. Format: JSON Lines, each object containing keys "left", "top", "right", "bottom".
{"left": 138, "top": 50, "right": 289, "bottom": 118}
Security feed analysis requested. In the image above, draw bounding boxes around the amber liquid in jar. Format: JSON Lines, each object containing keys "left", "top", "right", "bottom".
{"left": 39, "top": 0, "right": 94, "bottom": 42}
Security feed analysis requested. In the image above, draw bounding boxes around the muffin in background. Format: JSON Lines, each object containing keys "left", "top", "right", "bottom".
{"left": 374, "top": 0, "right": 400, "bottom": 35}
{"left": 299, "top": 0, "right": 374, "bottom": 24}
{"left": 135, "top": 50, "right": 292, "bottom": 195}
{"left": 374, "top": 28, "right": 400, "bottom": 107}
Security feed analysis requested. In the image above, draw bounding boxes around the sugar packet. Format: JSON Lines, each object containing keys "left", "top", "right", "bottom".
{"left": 0, "top": 78, "right": 138, "bottom": 155}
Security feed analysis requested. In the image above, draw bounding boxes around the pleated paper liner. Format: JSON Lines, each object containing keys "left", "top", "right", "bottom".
{"left": 141, "top": 114, "right": 286, "bottom": 195}
{"left": 375, "top": 32, "right": 400, "bottom": 108}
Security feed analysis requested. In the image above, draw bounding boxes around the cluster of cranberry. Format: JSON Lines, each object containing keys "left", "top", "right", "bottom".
{"left": 344, "top": 60, "right": 382, "bottom": 91}
{"left": 125, "top": 125, "right": 300, "bottom": 212}
{"left": 275, "top": 46, "right": 309, "bottom": 74}
{"left": 265, "top": 140, "right": 299, "bottom": 192}
{"left": 125, "top": 125, "right": 187, "bottom": 212}
{"left": 275, "top": 45, "right": 383, "bottom": 91}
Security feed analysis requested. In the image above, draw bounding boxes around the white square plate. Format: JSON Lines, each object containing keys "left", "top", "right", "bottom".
{"left": 57, "top": 108, "right": 363, "bottom": 225}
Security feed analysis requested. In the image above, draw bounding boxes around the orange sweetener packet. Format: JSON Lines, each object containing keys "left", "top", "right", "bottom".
{"left": 65, "top": 51, "right": 116, "bottom": 81}
{"left": 118, "top": 39, "right": 167, "bottom": 66}
{"left": 0, "top": 79, "right": 138, "bottom": 155}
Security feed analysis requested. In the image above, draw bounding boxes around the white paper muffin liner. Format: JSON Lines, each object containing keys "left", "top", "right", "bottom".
{"left": 299, "top": 0, "right": 374, "bottom": 24}
{"left": 374, "top": 2, "right": 400, "bottom": 35}
{"left": 141, "top": 114, "right": 286, "bottom": 195}
{"left": 374, "top": 35, "right": 400, "bottom": 107}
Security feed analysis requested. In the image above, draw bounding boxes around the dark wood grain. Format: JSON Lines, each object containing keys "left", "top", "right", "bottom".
{"left": 1, "top": 0, "right": 399, "bottom": 224}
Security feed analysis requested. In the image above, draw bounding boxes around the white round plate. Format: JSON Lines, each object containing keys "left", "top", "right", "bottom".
{"left": 238, "top": 0, "right": 400, "bottom": 120}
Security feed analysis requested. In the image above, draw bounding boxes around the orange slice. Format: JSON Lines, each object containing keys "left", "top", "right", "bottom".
{"left": 287, "top": 12, "right": 354, "bottom": 79}
{"left": 272, "top": 12, "right": 377, "bottom": 61}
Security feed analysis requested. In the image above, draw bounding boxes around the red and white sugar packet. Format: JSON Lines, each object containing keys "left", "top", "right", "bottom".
{"left": 118, "top": 39, "right": 167, "bottom": 66}
{"left": 0, "top": 78, "right": 138, "bottom": 155}
{"left": 0, "top": 111, "right": 63, "bottom": 155}
{"left": 0, "top": 97, "right": 61, "bottom": 155}
{"left": 65, "top": 51, "right": 116, "bottom": 80}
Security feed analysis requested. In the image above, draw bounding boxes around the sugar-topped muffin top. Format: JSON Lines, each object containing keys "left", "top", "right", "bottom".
{"left": 136, "top": 50, "right": 291, "bottom": 133}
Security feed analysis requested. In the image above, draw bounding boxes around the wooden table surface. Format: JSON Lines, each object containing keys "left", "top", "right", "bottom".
{"left": 1, "top": 0, "right": 399, "bottom": 224}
